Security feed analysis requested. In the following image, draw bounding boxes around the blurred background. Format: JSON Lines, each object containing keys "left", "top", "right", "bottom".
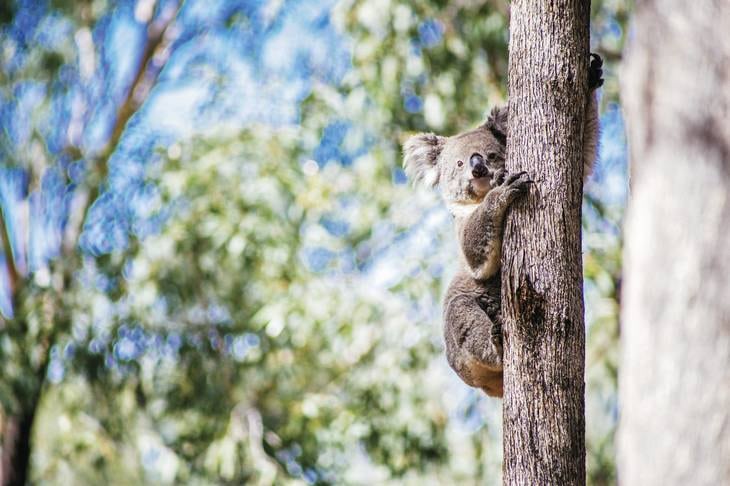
{"left": 0, "top": 0, "right": 629, "bottom": 484}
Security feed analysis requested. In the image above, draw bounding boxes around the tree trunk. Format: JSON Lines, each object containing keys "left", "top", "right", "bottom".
{"left": 1, "top": 404, "right": 38, "bottom": 486}
{"left": 619, "top": 2, "right": 730, "bottom": 484}
{"left": 501, "top": 1, "right": 590, "bottom": 484}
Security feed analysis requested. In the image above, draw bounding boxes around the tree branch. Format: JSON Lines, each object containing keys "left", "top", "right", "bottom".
{"left": 105, "top": 3, "right": 179, "bottom": 162}
{"left": 63, "top": 2, "right": 181, "bottom": 257}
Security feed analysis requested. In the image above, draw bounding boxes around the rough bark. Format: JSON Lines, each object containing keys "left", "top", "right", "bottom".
{"left": 501, "top": 1, "right": 590, "bottom": 484}
{"left": 619, "top": 2, "right": 730, "bottom": 484}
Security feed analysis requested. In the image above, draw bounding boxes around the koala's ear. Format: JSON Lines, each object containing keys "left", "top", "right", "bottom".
{"left": 403, "top": 133, "right": 445, "bottom": 187}
{"left": 483, "top": 106, "right": 508, "bottom": 145}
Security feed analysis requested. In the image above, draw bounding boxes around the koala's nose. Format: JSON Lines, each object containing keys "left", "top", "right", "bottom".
{"left": 470, "top": 153, "right": 489, "bottom": 178}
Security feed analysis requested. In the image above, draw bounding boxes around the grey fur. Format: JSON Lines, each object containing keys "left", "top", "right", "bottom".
{"left": 443, "top": 271, "right": 503, "bottom": 396}
{"left": 403, "top": 55, "right": 603, "bottom": 398}
{"left": 444, "top": 170, "right": 531, "bottom": 396}
{"left": 403, "top": 133, "right": 446, "bottom": 187}
{"left": 583, "top": 91, "right": 600, "bottom": 180}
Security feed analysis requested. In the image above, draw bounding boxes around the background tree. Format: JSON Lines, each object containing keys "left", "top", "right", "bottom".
{"left": 619, "top": 1, "right": 730, "bottom": 484}
{"left": 1, "top": 1, "right": 180, "bottom": 481}
{"left": 501, "top": 1, "right": 591, "bottom": 484}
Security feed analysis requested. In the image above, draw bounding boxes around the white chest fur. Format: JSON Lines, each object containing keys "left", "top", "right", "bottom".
{"left": 447, "top": 201, "right": 479, "bottom": 219}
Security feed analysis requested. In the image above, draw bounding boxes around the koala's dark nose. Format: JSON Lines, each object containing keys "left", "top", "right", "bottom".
{"left": 470, "top": 153, "right": 489, "bottom": 178}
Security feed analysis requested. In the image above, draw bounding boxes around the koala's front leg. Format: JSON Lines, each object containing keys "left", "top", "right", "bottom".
{"left": 443, "top": 272, "right": 504, "bottom": 397}
{"left": 460, "top": 171, "right": 532, "bottom": 281}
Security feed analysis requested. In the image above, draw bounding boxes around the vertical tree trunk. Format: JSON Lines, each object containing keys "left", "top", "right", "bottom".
{"left": 1, "top": 317, "right": 49, "bottom": 486}
{"left": 619, "top": 2, "right": 730, "bottom": 484}
{"left": 501, "top": 1, "right": 590, "bottom": 484}
{"left": 1, "top": 404, "right": 38, "bottom": 486}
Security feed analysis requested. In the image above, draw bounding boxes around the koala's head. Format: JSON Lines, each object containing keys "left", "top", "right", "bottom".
{"left": 403, "top": 106, "right": 507, "bottom": 206}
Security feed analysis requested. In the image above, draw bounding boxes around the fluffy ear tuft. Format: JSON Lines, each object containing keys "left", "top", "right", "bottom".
{"left": 483, "top": 106, "right": 508, "bottom": 145}
{"left": 402, "top": 133, "right": 445, "bottom": 187}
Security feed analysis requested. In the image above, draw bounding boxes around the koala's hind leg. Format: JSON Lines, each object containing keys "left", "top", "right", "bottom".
{"left": 443, "top": 272, "right": 504, "bottom": 397}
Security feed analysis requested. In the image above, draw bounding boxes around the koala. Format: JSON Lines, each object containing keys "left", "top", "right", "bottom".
{"left": 403, "top": 54, "right": 604, "bottom": 397}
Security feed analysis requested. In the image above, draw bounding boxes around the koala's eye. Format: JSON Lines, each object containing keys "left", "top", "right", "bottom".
{"left": 487, "top": 152, "right": 497, "bottom": 161}
{"left": 457, "top": 160, "right": 464, "bottom": 167}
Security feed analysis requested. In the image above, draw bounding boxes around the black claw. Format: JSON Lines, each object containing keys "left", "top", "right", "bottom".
{"left": 590, "top": 52, "right": 603, "bottom": 68}
{"left": 504, "top": 171, "right": 531, "bottom": 186}
{"left": 505, "top": 171, "right": 524, "bottom": 184}
{"left": 589, "top": 52, "right": 604, "bottom": 90}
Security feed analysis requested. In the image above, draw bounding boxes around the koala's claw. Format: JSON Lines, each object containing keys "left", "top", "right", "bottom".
{"left": 489, "top": 170, "right": 532, "bottom": 207}
{"left": 505, "top": 171, "right": 528, "bottom": 185}
{"left": 589, "top": 53, "right": 604, "bottom": 90}
{"left": 506, "top": 171, "right": 532, "bottom": 190}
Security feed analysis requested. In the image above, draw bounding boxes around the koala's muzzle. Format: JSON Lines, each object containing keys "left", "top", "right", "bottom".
{"left": 470, "top": 153, "right": 489, "bottom": 178}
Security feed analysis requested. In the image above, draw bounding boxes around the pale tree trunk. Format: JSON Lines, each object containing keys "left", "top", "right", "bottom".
{"left": 619, "top": 2, "right": 730, "bottom": 485}
{"left": 501, "top": 1, "right": 590, "bottom": 484}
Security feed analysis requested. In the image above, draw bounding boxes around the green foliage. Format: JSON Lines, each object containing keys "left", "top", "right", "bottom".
{"left": 335, "top": 0, "right": 509, "bottom": 135}
{"left": 31, "top": 125, "right": 467, "bottom": 483}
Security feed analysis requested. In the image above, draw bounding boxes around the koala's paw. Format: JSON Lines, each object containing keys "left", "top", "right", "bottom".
{"left": 471, "top": 324, "right": 503, "bottom": 370}
{"left": 589, "top": 53, "right": 604, "bottom": 90}
{"left": 500, "top": 171, "right": 532, "bottom": 204}
{"left": 489, "top": 322, "right": 503, "bottom": 354}
{"left": 490, "top": 168, "right": 507, "bottom": 188}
